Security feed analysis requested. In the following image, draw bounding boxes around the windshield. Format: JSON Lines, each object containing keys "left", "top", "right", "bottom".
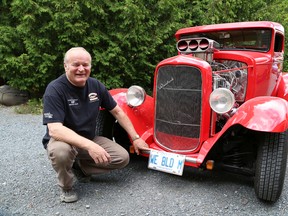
{"left": 181, "top": 29, "right": 272, "bottom": 52}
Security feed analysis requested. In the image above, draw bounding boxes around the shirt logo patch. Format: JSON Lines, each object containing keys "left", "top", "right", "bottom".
{"left": 89, "top": 93, "right": 99, "bottom": 102}
{"left": 44, "top": 112, "right": 53, "bottom": 119}
{"left": 68, "top": 99, "right": 79, "bottom": 106}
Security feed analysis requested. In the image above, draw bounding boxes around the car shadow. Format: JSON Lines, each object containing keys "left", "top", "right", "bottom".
{"left": 130, "top": 154, "right": 254, "bottom": 186}
{"left": 87, "top": 154, "right": 254, "bottom": 189}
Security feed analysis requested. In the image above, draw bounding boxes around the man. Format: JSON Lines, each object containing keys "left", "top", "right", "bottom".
{"left": 42, "top": 47, "right": 149, "bottom": 203}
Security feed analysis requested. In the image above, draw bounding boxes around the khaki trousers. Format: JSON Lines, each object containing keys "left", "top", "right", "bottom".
{"left": 47, "top": 136, "right": 130, "bottom": 190}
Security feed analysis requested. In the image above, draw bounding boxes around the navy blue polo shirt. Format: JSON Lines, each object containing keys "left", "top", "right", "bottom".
{"left": 42, "top": 74, "right": 117, "bottom": 148}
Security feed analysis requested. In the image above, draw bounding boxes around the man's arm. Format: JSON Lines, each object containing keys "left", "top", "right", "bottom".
{"left": 109, "top": 105, "right": 149, "bottom": 155}
{"left": 47, "top": 122, "right": 111, "bottom": 164}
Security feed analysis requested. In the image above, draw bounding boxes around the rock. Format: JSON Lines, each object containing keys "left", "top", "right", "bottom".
{"left": 0, "top": 85, "right": 29, "bottom": 106}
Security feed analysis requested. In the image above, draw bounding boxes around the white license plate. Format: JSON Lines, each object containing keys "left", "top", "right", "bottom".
{"left": 148, "top": 149, "right": 186, "bottom": 176}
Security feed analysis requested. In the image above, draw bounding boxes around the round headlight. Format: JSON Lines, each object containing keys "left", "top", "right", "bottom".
{"left": 209, "top": 88, "right": 235, "bottom": 114}
{"left": 126, "top": 85, "right": 146, "bottom": 107}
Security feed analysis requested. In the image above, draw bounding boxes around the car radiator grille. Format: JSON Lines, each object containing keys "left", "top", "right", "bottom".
{"left": 155, "top": 65, "right": 202, "bottom": 152}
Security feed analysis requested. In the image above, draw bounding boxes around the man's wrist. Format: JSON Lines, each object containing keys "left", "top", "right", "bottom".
{"left": 132, "top": 134, "right": 140, "bottom": 142}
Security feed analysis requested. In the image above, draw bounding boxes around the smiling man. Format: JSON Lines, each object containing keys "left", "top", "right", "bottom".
{"left": 42, "top": 47, "right": 149, "bottom": 203}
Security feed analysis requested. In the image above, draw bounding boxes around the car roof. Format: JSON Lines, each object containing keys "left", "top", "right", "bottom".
{"left": 175, "top": 21, "right": 284, "bottom": 39}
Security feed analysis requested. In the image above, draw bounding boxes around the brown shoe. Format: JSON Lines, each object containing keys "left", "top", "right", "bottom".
{"left": 60, "top": 189, "right": 78, "bottom": 203}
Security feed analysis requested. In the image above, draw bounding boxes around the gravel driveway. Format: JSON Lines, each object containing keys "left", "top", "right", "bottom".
{"left": 0, "top": 105, "right": 287, "bottom": 216}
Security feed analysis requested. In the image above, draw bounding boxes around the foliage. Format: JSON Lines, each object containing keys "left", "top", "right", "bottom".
{"left": 14, "top": 98, "right": 43, "bottom": 115}
{"left": 0, "top": 0, "right": 190, "bottom": 96}
{"left": 254, "top": 0, "right": 288, "bottom": 71}
{"left": 0, "top": 0, "right": 288, "bottom": 96}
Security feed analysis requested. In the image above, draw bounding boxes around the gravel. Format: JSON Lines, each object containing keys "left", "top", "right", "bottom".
{"left": 0, "top": 105, "right": 288, "bottom": 216}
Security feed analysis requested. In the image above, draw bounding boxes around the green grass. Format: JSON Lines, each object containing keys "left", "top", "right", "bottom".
{"left": 14, "top": 98, "right": 43, "bottom": 115}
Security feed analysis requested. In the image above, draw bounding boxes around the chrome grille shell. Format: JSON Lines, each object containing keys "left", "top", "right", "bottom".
{"left": 154, "top": 65, "right": 202, "bottom": 152}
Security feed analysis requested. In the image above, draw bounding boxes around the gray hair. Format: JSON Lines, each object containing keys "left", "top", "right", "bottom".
{"left": 63, "top": 47, "right": 92, "bottom": 63}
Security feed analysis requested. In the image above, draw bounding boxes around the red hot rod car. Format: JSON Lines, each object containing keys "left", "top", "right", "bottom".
{"left": 97, "top": 21, "right": 288, "bottom": 202}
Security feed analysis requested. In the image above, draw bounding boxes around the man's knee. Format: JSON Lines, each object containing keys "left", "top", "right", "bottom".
{"left": 47, "top": 139, "right": 77, "bottom": 164}
{"left": 115, "top": 150, "right": 130, "bottom": 168}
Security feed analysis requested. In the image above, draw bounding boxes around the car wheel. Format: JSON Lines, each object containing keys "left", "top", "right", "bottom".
{"left": 95, "top": 110, "right": 114, "bottom": 139}
{"left": 254, "top": 131, "right": 288, "bottom": 202}
{"left": 95, "top": 110, "right": 131, "bottom": 151}
{"left": 113, "top": 121, "right": 131, "bottom": 152}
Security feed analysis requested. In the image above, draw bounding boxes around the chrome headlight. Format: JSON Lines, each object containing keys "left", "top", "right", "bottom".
{"left": 209, "top": 88, "right": 235, "bottom": 114}
{"left": 126, "top": 85, "right": 146, "bottom": 107}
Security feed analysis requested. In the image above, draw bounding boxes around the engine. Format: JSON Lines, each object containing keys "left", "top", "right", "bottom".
{"left": 176, "top": 37, "right": 248, "bottom": 103}
{"left": 176, "top": 37, "right": 220, "bottom": 62}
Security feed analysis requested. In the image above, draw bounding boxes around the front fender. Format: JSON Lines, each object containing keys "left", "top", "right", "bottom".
{"left": 109, "top": 88, "right": 154, "bottom": 141}
{"left": 276, "top": 73, "right": 288, "bottom": 101}
{"left": 230, "top": 96, "right": 288, "bottom": 132}
{"left": 198, "top": 96, "right": 288, "bottom": 164}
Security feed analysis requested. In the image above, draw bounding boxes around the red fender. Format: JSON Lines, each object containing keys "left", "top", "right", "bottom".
{"left": 198, "top": 96, "right": 288, "bottom": 163}
{"left": 109, "top": 88, "right": 154, "bottom": 142}
{"left": 276, "top": 73, "right": 288, "bottom": 101}
{"left": 230, "top": 96, "right": 288, "bottom": 132}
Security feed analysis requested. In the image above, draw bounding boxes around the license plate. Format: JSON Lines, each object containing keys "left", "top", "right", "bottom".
{"left": 148, "top": 149, "right": 186, "bottom": 176}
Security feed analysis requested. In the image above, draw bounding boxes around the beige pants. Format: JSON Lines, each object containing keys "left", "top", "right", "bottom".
{"left": 47, "top": 136, "right": 130, "bottom": 190}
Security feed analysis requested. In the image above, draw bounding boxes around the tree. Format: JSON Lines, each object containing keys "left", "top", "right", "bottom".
{"left": 0, "top": 0, "right": 287, "bottom": 96}
{"left": 0, "top": 0, "right": 190, "bottom": 96}
{"left": 254, "top": 0, "right": 288, "bottom": 71}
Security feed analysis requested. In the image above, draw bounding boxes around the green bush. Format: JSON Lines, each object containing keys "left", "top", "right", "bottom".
{"left": 14, "top": 98, "right": 43, "bottom": 115}
{"left": 0, "top": 0, "right": 287, "bottom": 97}
{"left": 0, "top": 0, "right": 191, "bottom": 96}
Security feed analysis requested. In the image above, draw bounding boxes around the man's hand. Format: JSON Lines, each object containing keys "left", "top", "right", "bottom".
{"left": 47, "top": 122, "right": 111, "bottom": 164}
{"left": 87, "top": 143, "right": 111, "bottom": 164}
{"left": 133, "top": 138, "right": 150, "bottom": 155}
{"left": 110, "top": 105, "right": 150, "bottom": 155}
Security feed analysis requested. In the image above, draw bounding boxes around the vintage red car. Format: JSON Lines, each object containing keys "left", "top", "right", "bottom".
{"left": 97, "top": 21, "right": 288, "bottom": 202}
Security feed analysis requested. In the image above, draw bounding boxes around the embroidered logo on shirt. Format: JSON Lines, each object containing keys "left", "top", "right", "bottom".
{"left": 88, "top": 93, "right": 99, "bottom": 102}
{"left": 44, "top": 112, "right": 53, "bottom": 119}
{"left": 68, "top": 99, "right": 79, "bottom": 106}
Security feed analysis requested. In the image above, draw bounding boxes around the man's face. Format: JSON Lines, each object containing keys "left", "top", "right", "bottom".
{"left": 64, "top": 49, "right": 92, "bottom": 87}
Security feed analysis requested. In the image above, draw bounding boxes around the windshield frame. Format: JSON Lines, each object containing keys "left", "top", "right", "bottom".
{"left": 180, "top": 28, "right": 272, "bottom": 52}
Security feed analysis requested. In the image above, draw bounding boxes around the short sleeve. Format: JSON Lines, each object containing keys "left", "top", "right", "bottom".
{"left": 98, "top": 82, "right": 117, "bottom": 111}
{"left": 43, "top": 86, "right": 66, "bottom": 125}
